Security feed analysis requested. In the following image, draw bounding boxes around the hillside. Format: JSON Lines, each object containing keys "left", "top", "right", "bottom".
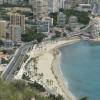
{"left": 0, "top": 79, "right": 63, "bottom": 100}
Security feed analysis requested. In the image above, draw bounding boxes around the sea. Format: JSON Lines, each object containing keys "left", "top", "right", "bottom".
{"left": 60, "top": 41, "right": 100, "bottom": 100}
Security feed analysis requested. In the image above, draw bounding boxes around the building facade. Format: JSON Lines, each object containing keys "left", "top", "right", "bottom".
{"left": 0, "top": 20, "right": 7, "bottom": 39}
{"left": 37, "top": 20, "right": 49, "bottom": 33}
{"left": 0, "top": 0, "right": 3, "bottom": 4}
{"left": 3, "top": 0, "right": 24, "bottom": 4}
{"left": 89, "top": 17, "right": 100, "bottom": 38}
{"left": 76, "top": 4, "right": 91, "bottom": 12}
{"left": 9, "top": 25, "right": 22, "bottom": 43}
{"left": 57, "top": 12, "right": 66, "bottom": 27}
{"left": 32, "top": 0, "right": 48, "bottom": 19}
{"left": 10, "top": 13, "right": 25, "bottom": 32}
{"left": 64, "top": 0, "right": 89, "bottom": 9}
{"left": 91, "top": 0, "right": 100, "bottom": 16}
{"left": 48, "top": 0, "right": 59, "bottom": 13}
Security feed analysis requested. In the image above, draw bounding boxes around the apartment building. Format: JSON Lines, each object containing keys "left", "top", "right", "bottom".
{"left": 3, "top": 0, "right": 24, "bottom": 4}
{"left": 10, "top": 13, "right": 25, "bottom": 32}
{"left": 64, "top": 0, "right": 89, "bottom": 9}
{"left": 8, "top": 25, "right": 22, "bottom": 43}
{"left": 0, "top": 20, "right": 7, "bottom": 39}
{"left": 32, "top": 0, "right": 48, "bottom": 19}
{"left": 48, "top": 0, "right": 59, "bottom": 13}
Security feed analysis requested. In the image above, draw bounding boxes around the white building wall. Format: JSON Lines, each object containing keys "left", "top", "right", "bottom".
{"left": 48, "top": 0, "right": 59, "bottom": 13}
{"left": 0, "top": 0, "right": 3, "bottom": 4}
{"left": 59, "top": 0, "right": 65, "bottom": 9}
{"left": 9, "top": 25, "right": 22, "bottom": 43}
{"left": 32, "top": 0, "right": 48, "bottom": 19}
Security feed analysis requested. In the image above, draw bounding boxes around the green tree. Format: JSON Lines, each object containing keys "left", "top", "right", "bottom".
{"left": 21, "top": 28, "right": 46, "bottom": 42}
{"left": 64, "top": 9, "right": 90, "bottom": 24}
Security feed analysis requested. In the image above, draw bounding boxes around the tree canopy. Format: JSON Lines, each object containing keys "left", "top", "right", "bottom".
{"left": 21, "top": 28, "right": 46, "bottom": 43}
{"left": 0, "top": 79, "right": 64, "bottom": 100}
{"left": 49, "top": 9, "right": 90, "bottom": 26}
{"left": 64, "top": 9, "right": 90, "bottom": 25}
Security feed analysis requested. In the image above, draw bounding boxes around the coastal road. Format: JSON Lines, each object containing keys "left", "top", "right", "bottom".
{"left": 1, "top": 42, "right": 33, "bottom": 80}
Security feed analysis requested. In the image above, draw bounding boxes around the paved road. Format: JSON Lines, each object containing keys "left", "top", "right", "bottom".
{"left": 1, "top": 42, "right": 33, "bottom": 80}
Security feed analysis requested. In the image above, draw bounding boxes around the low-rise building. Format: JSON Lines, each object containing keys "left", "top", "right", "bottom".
{"left": 42, "top": 17, "right": 53, "bottom": 27}
{"left": 3, "top": 0, "right": 23, "bottom": 5}
{"left": 0, "top": 0, "right": 3, "bottom": 4}
{"left": 64, "top": 0, "right": 89, "bottom": 9}
{"left": 0, "top": 52, "right": 9, "bottom": 63}
{"left": 2, "top": 39, "right": 14, "bottom": 48}
{"left": 37, "top": 20, "right": 49, "bottom": 33}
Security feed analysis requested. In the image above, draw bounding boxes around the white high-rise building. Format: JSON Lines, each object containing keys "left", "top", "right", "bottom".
{"left": 3, "top": 0, "right": 14, "bottom": 4}
{"left": 91, "top": 0, "right": 100, "bottom": 16}
{"left": 64, "top": 0, "right": 89, "bottom": 9}
{"left": 0, "top": 0, "right": 3, "bottom": 4}
{"left": 57, "top": 12, "right": 66, "bottom": 27}
{"left": 48, "top": 0, "right": 59, "bottom": 13}
{"left": 0, "top": 20, "right": 7, "bottom": 39}
{"left": 29, "top": 0, "right": 33, "bottom": 4}
{"left": 32, "top": 0, "right": 48, "bottom": 19}
{"left": 10, "top": 13, "right": 25, "bottom": 32}
{"left": 59, "top": 0, "right": 65, "bottom": 9}
{"left": 9, "top": 25, "right": 22, "bottom": 43}
{"left": 3, "top": 0, "right": 24, "bottom": 4}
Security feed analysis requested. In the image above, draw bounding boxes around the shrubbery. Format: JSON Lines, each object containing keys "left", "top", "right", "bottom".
{"left": 0, "top": 79, "right": 64, "bottom": 100}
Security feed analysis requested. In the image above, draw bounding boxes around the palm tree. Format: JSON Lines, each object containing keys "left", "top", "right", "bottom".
{"left": 46, "top": 79, "right": 50, "bottom": 86}
{"left": 46, "top": 79, "right": 53, "bottom": 86}
{"left": 37, "top": 73, "right": 41, "bottom": 81}
{"left": 40, "top": 73, "right": 44, "bottom": 84}
{"left": 34, "top": 66, "right": 38, "bottom": 75}
{"left": 50, "top": 79, "right": 53, "bottom": 86}
{"left": 32, "top": 57, "right": 39, "bottom": 75}
{"left": 54, "top": 86, "right": 57, "bottom": 92}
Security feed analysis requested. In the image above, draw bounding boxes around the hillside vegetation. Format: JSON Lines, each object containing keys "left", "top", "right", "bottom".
{"left": 0, "top": 79, "right": 63, "bottom": 100}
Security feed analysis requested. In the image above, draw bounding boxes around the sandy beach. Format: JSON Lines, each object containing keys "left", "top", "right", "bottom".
{"left": 51, "top": 49, "right": 76, "bottom": 100}
{"left": 16, "top": 38, "right": 80, "bottom": 100}
{"left": 31, "top": 39, "right": 80, "bottom": 100}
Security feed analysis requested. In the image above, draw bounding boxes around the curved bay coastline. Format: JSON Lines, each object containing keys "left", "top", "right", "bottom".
{"left": 51, "top": 39, "right": 81, "bottom": 100}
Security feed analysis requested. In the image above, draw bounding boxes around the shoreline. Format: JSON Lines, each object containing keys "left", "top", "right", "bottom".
{"left": 36, "top": 39, "right": 80, "bottom": 100}
{"left": 51, "top": 50, "right": 75, "bottom": 100}
{"left": 51, "top": 42, "right": 77, "bottom": 100}
{"left": 21, "top": 38, "right": 80, "bottom": 100}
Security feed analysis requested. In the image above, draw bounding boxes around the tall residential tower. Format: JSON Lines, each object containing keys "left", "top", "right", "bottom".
{"left": 10, "top": 13, "right": 25, "bottom": 32}
{"left": 32, "top": 0, "right": 48, "bottom": 19}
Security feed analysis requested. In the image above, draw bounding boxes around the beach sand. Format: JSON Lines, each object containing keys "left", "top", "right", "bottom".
{"left": 51, "top": 49, "right": 76, "bottom": 100}
{"left": 32, "top": 39, "right": 80, "bottom": 100}
{"left": 16, "top": 39, "right": 80, "bottom": 99}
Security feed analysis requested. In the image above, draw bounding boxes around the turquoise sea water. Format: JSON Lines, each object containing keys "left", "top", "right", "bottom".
{"left": 60, "top": 41, "right": 100, "bottom": 100}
